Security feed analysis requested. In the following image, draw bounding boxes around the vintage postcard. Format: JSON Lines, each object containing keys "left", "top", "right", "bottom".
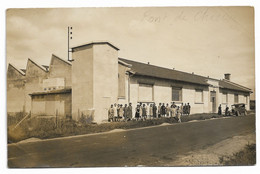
{"left": 6, "top": 7, "right": 255, "bottom": 167}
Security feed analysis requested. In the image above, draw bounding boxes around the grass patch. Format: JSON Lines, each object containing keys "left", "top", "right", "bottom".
{"left": 8, "top": 113, "right": 222, "bottom": 143}
{"left": 219, "top": 143, "right": 256, "bottom": 166}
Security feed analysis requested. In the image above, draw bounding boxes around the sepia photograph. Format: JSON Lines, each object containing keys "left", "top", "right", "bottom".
{"left": 6, "top": 7, "right": 255, "bottom": 168}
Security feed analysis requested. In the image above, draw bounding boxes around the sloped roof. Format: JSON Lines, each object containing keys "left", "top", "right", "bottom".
{"left": 27, "top": 58, "right": 48, "bottom": 72}
{"left": 51, "top": 54, "right": 72, "bottom": 66}
{"left": 8, "top": 64, "right": 25, "bottom": 76}
{"left": 219, "top": 80, "right": 252, "bottom": 93}
{"left": 72, "top": 41, "right": 120, "bottom": 51}
{"left": 119, "top": 58, "right": 209, "bottom": 86}
{"left": 119, "top": 58, "right": 252, "bottom": 93}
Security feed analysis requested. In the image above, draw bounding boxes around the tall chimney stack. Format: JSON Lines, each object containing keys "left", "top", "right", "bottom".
{"left": 224, "top": 73, "right": 231, "bottom": 80}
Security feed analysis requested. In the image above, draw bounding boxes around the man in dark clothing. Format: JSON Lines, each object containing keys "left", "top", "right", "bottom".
{"left": 218, "top": 104, "right": 222, "bottom": 115}
{"left": 153, "top": 103, "right": 157, "bottom": 118}
{"left": 225, "top": 106, "right": 229, "bottom": 116}
{"left": 187, "top": 103, "right": 191, "bottom": 116}
{"left": 135, "top": 104, "right": 140, "bottom": 120}
{"left": 161, "top": 103, "right": 166, "bottom": 117}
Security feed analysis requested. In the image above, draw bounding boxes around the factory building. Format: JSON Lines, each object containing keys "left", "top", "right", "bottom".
{"left": 7, "top": 41, "right": 252, "bottom": 123}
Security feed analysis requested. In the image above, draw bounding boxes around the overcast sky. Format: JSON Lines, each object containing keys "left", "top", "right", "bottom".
{"left": 6, "top": 7, "right": 255, "bottom": 99}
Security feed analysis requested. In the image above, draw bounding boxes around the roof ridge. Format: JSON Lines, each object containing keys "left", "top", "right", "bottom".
{"left": 72, "top": 41, "right": 120, "bottom": 51}
{"left": 222, "top": 79, "right": 251, "bottom": 91}
{"left": 52, "top": 54, "right": 72, "bottom": 66}
{"left": 8, "top": 63, "right": 25, "bottom": 76}
{"left": 119, "top": 57, "right": 208, "bottom": 80}
{"left": 27, "top": 58, "right": 48, "bottom": 72}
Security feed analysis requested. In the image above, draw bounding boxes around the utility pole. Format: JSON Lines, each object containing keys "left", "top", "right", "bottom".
{"left": 68, "top": 26, "right": 74, "bottom": 62}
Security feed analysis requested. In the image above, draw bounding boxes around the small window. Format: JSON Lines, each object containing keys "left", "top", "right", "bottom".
{"left": 234, "top": 94, "right": 239, "bottom": 103}
{"left": 222, "top": 93, "right": 228, "bottom": 103}
{"left": 195, "top": 89, "right": 203, "bottom": 103}
{"left": 44, "top": 88, "right": 47, "bottom": 91}
{"left": 172, "top": 87, "right": 182, "bottom": 102}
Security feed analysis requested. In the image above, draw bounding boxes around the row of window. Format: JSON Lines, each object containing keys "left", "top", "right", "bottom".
{"left": 138, "top": 84, "right": 203, "bottom": 103}
{"left": 44, "top": 87, "right": 57, "bottom": 91}
{"left": 120, "top": 82, "right": 248, "bottom": 104}
{"left": 222, "top": 93, "right": 248, "bottom": 104}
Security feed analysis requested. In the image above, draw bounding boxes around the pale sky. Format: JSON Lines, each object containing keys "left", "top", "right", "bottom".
{"left": 6, "top": 7, "right": 255, "bottom": 99}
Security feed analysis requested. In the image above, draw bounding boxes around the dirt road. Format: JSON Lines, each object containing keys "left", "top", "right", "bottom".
{"left": 8, "top": 114, "right": 255, "bottom": 167}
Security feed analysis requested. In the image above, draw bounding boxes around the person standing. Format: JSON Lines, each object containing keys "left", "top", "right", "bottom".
{"left": 123, "top": 104, "right": 128, "bottom": 121}
{"left": 117, "top": 104, "right": 120, "bottom": 121}
{"left": 161, "top": 103, "right": 166, "bottom": 117}
{"left": 172, "top": 104, "right": 176, "bottom": 117}
{"left": 187, "top": 103, "right": 191, "bottom": 116}
{"left": 135, "top": 104, "right": 140, "bottom": 120}
{"left": 225, "top": 106, "right": 229, "bottom": 116}
{"left": 158, "top": 103, "right": 162, "bottom": 118}
{"left": 142, "top": 103, "right": 147, "bottom": 120}
{"left": 153, "top": 103, "right": 157, "bottom": 118}
{"left": 108, "top": 104, "right": 114, "bottom": 122}
{"left": 139, "top": 103, "right": 143, "bottom": 119}
{"left": 119, "top": 104, "right": 124, "bottom": 121}
{"left": 218, "top": 104, "right": 222, "bottom": 115}
{"left": 183, "top": 103, "right": 187, "bottom": 115}
{"left": 147, "top": 103, "right": 150, "bottom": 118}
{"left": 113, "top": 103, "right": 117, "bottom": 122}
{"left": 177, "top": 106, "right": 181, "bottom": 123}
{"left": 166, "top": 103, "right": 170, "bottom": 117}
{"left": 127, "top": 103, "right": 133, "bottom": 120}
{"left": 180, "top": 103, "right": 184, "bottom": 116}
{"left": 170, "top": 104, "right": 173, "bottom": 117}
{"left": 149, "top": 104, "right": 153, "bottom": 119}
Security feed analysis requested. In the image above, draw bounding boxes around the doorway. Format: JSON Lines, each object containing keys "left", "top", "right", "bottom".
{"left": 210, "top": 91, "right": 216, "bottom": 113}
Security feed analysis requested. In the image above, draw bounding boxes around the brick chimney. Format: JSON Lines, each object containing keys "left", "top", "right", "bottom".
{"left": 224, "top": 73, "right": 231, "bottom": 80}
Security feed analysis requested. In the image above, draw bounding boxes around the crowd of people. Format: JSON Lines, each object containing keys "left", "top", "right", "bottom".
{"left": 108, "top": 102, "right": 191, "bottom": 123}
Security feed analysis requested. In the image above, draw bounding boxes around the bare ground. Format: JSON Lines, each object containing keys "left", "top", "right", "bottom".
{"left": 167, "top": 132, "right": 256, "bottom": 166}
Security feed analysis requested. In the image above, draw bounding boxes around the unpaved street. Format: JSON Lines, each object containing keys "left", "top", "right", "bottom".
{"left": 8, "top": 114, "right": 255, "bottom": 167}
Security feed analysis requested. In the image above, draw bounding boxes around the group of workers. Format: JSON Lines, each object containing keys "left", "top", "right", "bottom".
{"left": 108, "top": 102, "right": 191, "bottom": 123}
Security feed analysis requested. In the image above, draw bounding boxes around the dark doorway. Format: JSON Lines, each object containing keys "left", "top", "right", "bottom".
{"left": 210, "top": 91, "right": 216, "bottom": 113}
